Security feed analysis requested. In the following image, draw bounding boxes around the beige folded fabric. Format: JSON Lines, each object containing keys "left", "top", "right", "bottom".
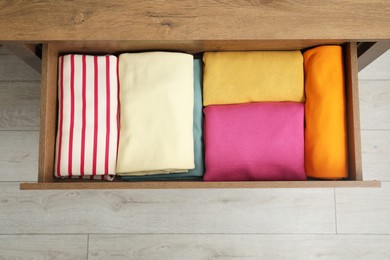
{"left": 116, "top": 52, "right": 194, "bottom": 175}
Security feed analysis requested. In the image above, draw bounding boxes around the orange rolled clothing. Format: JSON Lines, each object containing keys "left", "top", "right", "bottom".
{"left": 304, "top": 46, "right": 348, "bottom": 179}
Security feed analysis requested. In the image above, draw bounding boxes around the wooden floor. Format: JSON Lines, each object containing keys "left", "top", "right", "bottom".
{"left": 0, "top": 44, "right": 389, "bottom": 259}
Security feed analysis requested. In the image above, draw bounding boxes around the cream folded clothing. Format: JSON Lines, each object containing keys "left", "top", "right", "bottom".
{"left": 116, "top": 52, "right": 195, "bottom": 175}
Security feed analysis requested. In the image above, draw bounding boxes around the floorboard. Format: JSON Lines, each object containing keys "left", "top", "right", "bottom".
{"left": 0, "top": 55, "right": 40, "bottom": 81}
{"left": 0, "top": 81, "right": 40, "bottom": 130}
{"left": 88, "top": 234, "right": 390, "bottom": 260}
{"left": 0, "top": 182, "right": 335, "bottom": 234}
{"left": 361, "top": 130, "right": 390, "bottom": 181}
{"left": 0, "top": 235, "right": 88, "bottom": 259}
{"left": 336, "top": 182, "right": 390, "bottom": 234}
{"left": 359, "top": 80, "right": 390, "bottom": 130}
{"left": 0, "top": 131, "right": 39, "bottom": 182}
{"left": 0, "top": 44, "right": 11, "bottom": 54}
{"left": 359, "top": 50, "right": 390, "bottom": 80}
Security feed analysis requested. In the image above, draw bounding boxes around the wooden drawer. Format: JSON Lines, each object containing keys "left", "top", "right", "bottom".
{"left": 20, "top": 40, "right": 380, "bottom": 189}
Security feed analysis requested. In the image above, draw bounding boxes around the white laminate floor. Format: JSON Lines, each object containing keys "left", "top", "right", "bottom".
{"left": 0, "top": 44, "right": 389, "bottom": 260}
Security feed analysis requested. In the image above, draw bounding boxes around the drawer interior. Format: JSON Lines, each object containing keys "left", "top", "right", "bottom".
{"left": 20, "top": 40, "right": 380, "bottom": 189}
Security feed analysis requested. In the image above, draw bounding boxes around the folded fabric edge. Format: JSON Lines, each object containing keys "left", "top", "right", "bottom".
{"left": 55, "top": 175, "right": 116, "bottom": 181}
{"left": 117, "top": 168, "right": 192, "bottom": 176}
{"left": 119, "top": 176, "right": 203, "bottom": 182}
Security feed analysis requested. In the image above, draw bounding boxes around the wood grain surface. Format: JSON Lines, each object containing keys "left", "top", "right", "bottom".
{"left": 0, "top": 44, "right": 10, "bottom": 54}
{"left": 0, "top": 81, "right": 40, "bottom": 130}
{"left": 0, "top": 235, "right": 87, "bottom": 260}
{"left": 2, "top": 43, "right": 42, "bottom": 73}
{"left": 0, "top": 55, "right": 40, "bottom": 81}
{"left": 0, "top": 131, "right": 38, "bottom": 182}
{"left": 361, "top": 130, "right": 390, "bottom": 181}
{"left": 19, "top": 180, "right": 380, "bottom": 190}
{"left": 345, "top": 42, "right": 362, "bottom": 180}
{"left": 88, "top": 234, "right": 390, "bottom": 260}
{"left": 51, "top": 40, "right": 347, "bottom": 54}
{"left": 0, "top": 46, "right": 389, "bottom": 258}
{"left": 359, "top": 80, "right": 390, "bottom": 130}
{"left": 32, "top": 41, "right": 366, "bottom": 189}
{"left": 38, "top": 43, "right": 57, "bottom": 183}
{"left": 0, "top": 0, "right": 390, "bottom": 41}
{"left": 359, "top": 50, "right": 390, "bottom": 80}
{"left": 336, "top": 182, "right": 390, "bottom": 234}
{"left": 358, "top": 41, "right": 390, "bottom": 71}
{"left": 0, "top": 183, "right": 336, "bottom": 234}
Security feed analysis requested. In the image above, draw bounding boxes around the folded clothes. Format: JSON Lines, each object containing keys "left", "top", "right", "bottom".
{"left": 203, "top": 51, "right": 304, "bottom": 106}
{"left": 121, "top": 58, "right": 204, "bottom": 181}
{"left": 203, "top": 102, "right": 306, "bottom": 181}
{"left": 54, "top": 55, "right": 118, "bottom": 180}
{"left": 304, "top": 46, "right": 348, "bottom": 179}
{"left": 116, "top": 52, "right": 195, "bottom": 175}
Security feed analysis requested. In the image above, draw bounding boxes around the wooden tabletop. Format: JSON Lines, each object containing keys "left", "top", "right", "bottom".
{"left": 1, "top": 0, "right": 390, "bottom": 41}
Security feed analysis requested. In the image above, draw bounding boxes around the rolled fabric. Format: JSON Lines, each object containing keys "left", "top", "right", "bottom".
{"left": 203, "top": 102, "right": 306, "bottom": 181}
{"left": 203, "top": 51, "right": 304, "bottom": 106}
{"left": 116, "top": 52, "right": 194, "bottom": 175}
{"left": 304, "top": 46, "right": 348, "bottom": 179}
{"left": 54, "top": 54, "right": 118, "bottom": 180}
{"left": 120, "top": 58, "right": 204, "bottom": 181}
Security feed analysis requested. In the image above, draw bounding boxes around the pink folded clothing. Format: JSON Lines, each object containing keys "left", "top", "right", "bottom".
{"left": 203, "top": 102, "right": 306, "bottom": 181}
{"left": 54, "top": 54, "right": 119, "bottom": 180}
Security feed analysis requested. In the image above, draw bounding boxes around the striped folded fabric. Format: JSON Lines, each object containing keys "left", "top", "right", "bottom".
{"left": 54, "top": 54, "right": 119, "bottom": 180}
{"left": 203, "top": 102, "right": 306, "bottom": 181}
{"left": 116, "top": 52, "right": 194, "bottom": 175}
{"left": 120, "top": 58, "right": 204, "bottom": 181}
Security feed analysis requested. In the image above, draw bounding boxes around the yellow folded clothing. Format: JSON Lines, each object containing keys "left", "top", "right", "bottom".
{"left": 116, "top": 52, "right": 195, "bottom": 175}
{"left": 203, "top": 51, "right": 305, "bottom": 106}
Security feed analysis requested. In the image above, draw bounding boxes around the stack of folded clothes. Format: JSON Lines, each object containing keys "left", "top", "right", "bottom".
{"left": 117, "top": 53, "right": 204, "bottom": 181}
{"left": 53, "top": 46, "right": 348, "bottom": 182}
{"left": 202, "top": 51, "right": 307, "bottom": 181}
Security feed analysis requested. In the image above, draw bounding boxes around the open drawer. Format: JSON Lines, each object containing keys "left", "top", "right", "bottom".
{"left": 20, "top": 40, "right": 380, "bottom": 189}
